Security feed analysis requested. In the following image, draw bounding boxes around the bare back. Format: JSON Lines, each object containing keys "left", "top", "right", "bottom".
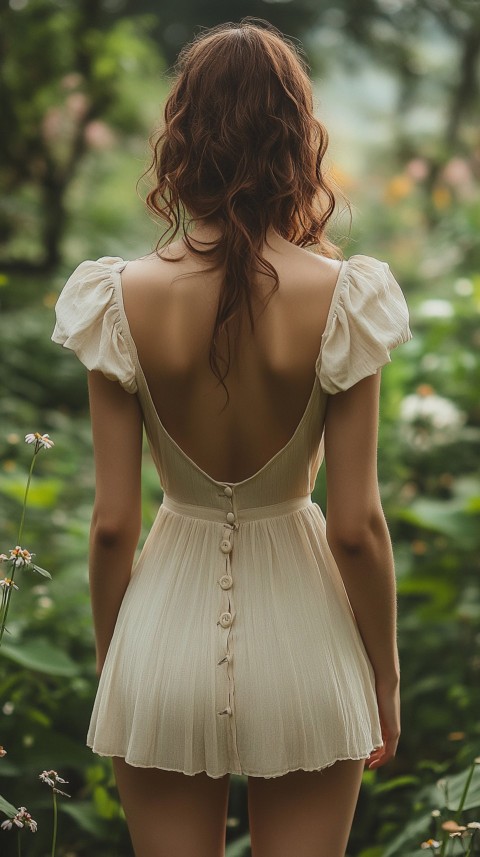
{"left": 121, "top": 232, "right": 342, "bottom": 484}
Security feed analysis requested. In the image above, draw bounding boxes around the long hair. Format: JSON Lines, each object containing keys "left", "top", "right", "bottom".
{"left": 143, "top": 18, "right": 346, "bottom": 404}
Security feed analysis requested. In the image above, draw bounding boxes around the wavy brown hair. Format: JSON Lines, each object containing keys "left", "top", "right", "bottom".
{"left": 143, "top": 18, "right": 347, "bottom": 403}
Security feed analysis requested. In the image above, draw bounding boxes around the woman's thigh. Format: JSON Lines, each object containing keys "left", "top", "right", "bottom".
{"left": 247, "top": 759, "right": 365, "bottom": 857}
{"left": 112, "top": 756, "right": 231, "bottom": 857}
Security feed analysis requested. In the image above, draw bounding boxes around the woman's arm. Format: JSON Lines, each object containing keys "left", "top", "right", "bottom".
{"left": 324, "top": 370, "right": 400, "bottom": 767}
{"left": 87, "top": 370, "right": 143, "bottom": 677}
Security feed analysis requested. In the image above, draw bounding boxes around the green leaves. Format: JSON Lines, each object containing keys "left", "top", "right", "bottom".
{"left": 436, "top": 764, "right": 480, "bottom": 814}
{"left": 1, "top": 639, "right": 79, "bottom": 676}
{"left": 32, "top": 564, "right": 52, "bottom": 579}
{"left": 0, "top": 794, "right": 18, "bottom": 818}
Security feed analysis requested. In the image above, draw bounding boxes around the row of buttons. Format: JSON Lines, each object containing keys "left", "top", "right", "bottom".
{"left": 217, "top": 485, "right": 236, "bottom": 718}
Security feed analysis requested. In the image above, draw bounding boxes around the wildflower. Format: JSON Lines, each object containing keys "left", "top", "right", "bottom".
{"left": 0, "top": 806, "right": 37, "bottom": 832}
{"left": 0, "top": 746, "right": 6, "bottom": 757}
{"left": 431, "top": 810, "right": 441, "bottom": 817}
{"left": 399, "top": 389, "right": 465, "bottom": 449}
{"left": 25, "top": 432, "right": 54, "bottom": 450}
{"left": 421, "top": 840, "right": 440, "bottom": 849}
{"left": 467, "top": 822, "right": 480, "bottom": 829}
{"left": 442, "top": 820, "right": 467, "bottom": 832}
{"left": 8, "top": 546, "right": 34, "bottom": 567}
{"left": 39, "top": 770, "right": 70, "bottom": 797}
{"left": 0, "top": 578, "right": 19, "bottom": 590}
{"left": 417, "top": 299, "right": 454, "bottom": 319}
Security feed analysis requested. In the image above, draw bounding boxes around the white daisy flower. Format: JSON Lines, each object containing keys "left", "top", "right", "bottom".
{"left": 8, "top": 546, "right": 34, "bottom": 567}
{"left": 25, "top": 432, "right": 54, "bottom": 450}
{"left": 0, "top": 578, "right": 19, "bottom": 590}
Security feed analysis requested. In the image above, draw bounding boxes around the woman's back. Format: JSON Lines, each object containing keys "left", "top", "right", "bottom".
{"left": 121, "top": 226, "right": 342, "bottom": 484}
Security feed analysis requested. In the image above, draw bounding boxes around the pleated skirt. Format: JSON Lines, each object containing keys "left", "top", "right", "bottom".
{"left": 86, "top": 498, "right": 383, "bottom": 778}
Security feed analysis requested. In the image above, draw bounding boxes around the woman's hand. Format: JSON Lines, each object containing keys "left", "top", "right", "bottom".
{"left": 365, "top": 678, "right": 401, "bottom": 769}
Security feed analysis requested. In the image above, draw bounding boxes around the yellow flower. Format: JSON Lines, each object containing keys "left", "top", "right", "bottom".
{"left": 432, "top": 186, "right": 451, "bottom": 210}
{"left": 385, "top": 174, "right": 414, "bottom": 203}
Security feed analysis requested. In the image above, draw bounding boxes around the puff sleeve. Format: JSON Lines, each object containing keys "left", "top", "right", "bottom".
{"left": 51, "top": 256, "right": 137, "bottom": 394}
{"left": 317, "top": 254, "right": 413, "bottom": 395}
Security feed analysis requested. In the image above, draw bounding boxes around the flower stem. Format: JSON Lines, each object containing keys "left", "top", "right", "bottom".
{"left": 455, "top": 760, "right": 476, "bottom": 821}
{"left": 17, "top": 449, "right": 38, "bottom": 547}
{"left": 51, "top": 789, "right": 57, "bottom": 857}
{"left": 0, "top": 447, "right": 39, "bottom": 647}
{"left": 465, "top": 829, "right": 477, "bottom": 857}
{"left": 0, "top": 558, "right": 19, "bottom": 646}
{"left": 17, "top": 829, "right": 21, "bottom": 857}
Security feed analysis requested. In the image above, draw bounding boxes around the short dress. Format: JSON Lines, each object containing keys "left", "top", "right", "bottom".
{"left": 51, "top": 253, "right": 413, "bottom": 779}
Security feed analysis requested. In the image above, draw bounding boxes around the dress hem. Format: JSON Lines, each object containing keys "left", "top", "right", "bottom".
{"left": 86, "top": 741, "right": 384, "bottom": 779}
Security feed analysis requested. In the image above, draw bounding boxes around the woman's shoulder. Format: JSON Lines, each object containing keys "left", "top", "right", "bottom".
{"left": 50, "top": 255, "right": 137, "bottom": 393}
{"left": 317, "top": 253, "right": 413, "bottom": 395}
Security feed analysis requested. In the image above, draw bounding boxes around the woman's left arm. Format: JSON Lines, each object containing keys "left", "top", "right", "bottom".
{"left": 87, "top": 370, "right": 143, "bottom": 678}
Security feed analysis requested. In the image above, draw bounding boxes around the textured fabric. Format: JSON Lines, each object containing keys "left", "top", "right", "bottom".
{"left": 51, "top": 257, "right": 137, "bottom": 394}
{"left": 51, "top": 253, "right": 413, "bottom": 778}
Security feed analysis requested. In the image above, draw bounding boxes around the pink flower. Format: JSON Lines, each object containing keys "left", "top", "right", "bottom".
{"left": 0, "top": 806, "right": 37, "bottom": 832}
{"left": 39, "top": 770, "right": 70, "bottom": 797}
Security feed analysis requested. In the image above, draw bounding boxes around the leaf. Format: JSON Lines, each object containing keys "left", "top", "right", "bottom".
{"left": 436, "top": 763, "right": 480, "bottom": 811}
{"left": 0, "top": 794, "right": 18, "bottom": 818}
{"left": 59, "top": 801, "right": 113, "bottom": 837}
{"left": 0, "top": 640, "right": 79, "bottom": 676}
{"left": 93, "top": 784, "right": 120, "bottom": 820}
{"left": 0, "top": 477, "right": 61, "bottom": 509}
{"left": 225, "top": 832, "right": 251, "bottom": 857}
{"left": 358, "top": 849, "right": 384, "bottom": 857}
{"left": 382, "top": 812, "right": 433, "bottom": 857}
{"left": 32, "top": 564, "right": 52, "bottom": 579}
{"left": 374, "top": 775, "right": 420, "bottom": 794}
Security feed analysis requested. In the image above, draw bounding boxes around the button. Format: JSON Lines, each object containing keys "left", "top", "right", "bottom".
{"left": 217, "top": 706, "right": 232, "bottom": 716}
{"left": 218, "top": 611, "right": 233, "bottom": 628}
{"left": 219, "top": 574, "right": 233, "bottom": 590}
{"left": 220, "top": 539, "right": 232, "bottom": 554}
{"left": 226, "top": 512, "right": 235, "bottom": 524}
{"left": 223, "top": 486, "right": 233, "bottom": 497}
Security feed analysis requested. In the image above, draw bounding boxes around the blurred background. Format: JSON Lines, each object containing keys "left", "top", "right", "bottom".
{"left": 0, "top": 1, "right": 479, "bottom": 855}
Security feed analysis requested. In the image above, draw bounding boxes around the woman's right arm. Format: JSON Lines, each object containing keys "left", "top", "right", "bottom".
{"left": 323, "top": 370, "right": 400, "bottom": 769}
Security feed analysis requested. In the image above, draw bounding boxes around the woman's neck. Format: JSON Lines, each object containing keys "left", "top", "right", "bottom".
{"left": 186, "top": 219, "right": 283, "bottom": 248}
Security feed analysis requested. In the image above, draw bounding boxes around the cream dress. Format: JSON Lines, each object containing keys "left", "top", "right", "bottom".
{"left": 52, "top": 253, "right": 412, "bottom": 779}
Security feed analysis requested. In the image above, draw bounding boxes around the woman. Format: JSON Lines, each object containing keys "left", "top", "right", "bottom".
{"left": 52, "top": 18, "right": 412, "bottom": 857}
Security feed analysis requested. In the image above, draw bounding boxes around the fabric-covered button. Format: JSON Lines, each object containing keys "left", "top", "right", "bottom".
{"left": 219, "top": 574, "right": 233, "bottom": 590}
{"left": 220, "top": 539, "right": 232, "bottom": 554}
{"left": 223, "top": 485, "right": 233, "bottom": 497}
{"left": 218, "top": 611, "right": 233, "bottom": 628}
{"left": 226, "top": 511, "right": 235, "bottom": 524}
{"left": 217, "top": 706, "right": 232, "bottom": 716}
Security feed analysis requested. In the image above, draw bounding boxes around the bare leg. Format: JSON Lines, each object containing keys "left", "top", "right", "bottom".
{"left": 112, "top": 756, "right": 231, "bottom": 857}
{"left": 248, "top": 759, "right": 365, "bottom": 857}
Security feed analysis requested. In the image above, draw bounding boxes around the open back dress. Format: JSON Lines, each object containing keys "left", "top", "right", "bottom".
{"left": 52, "top": 253, "right": 412, "bottom": 779}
